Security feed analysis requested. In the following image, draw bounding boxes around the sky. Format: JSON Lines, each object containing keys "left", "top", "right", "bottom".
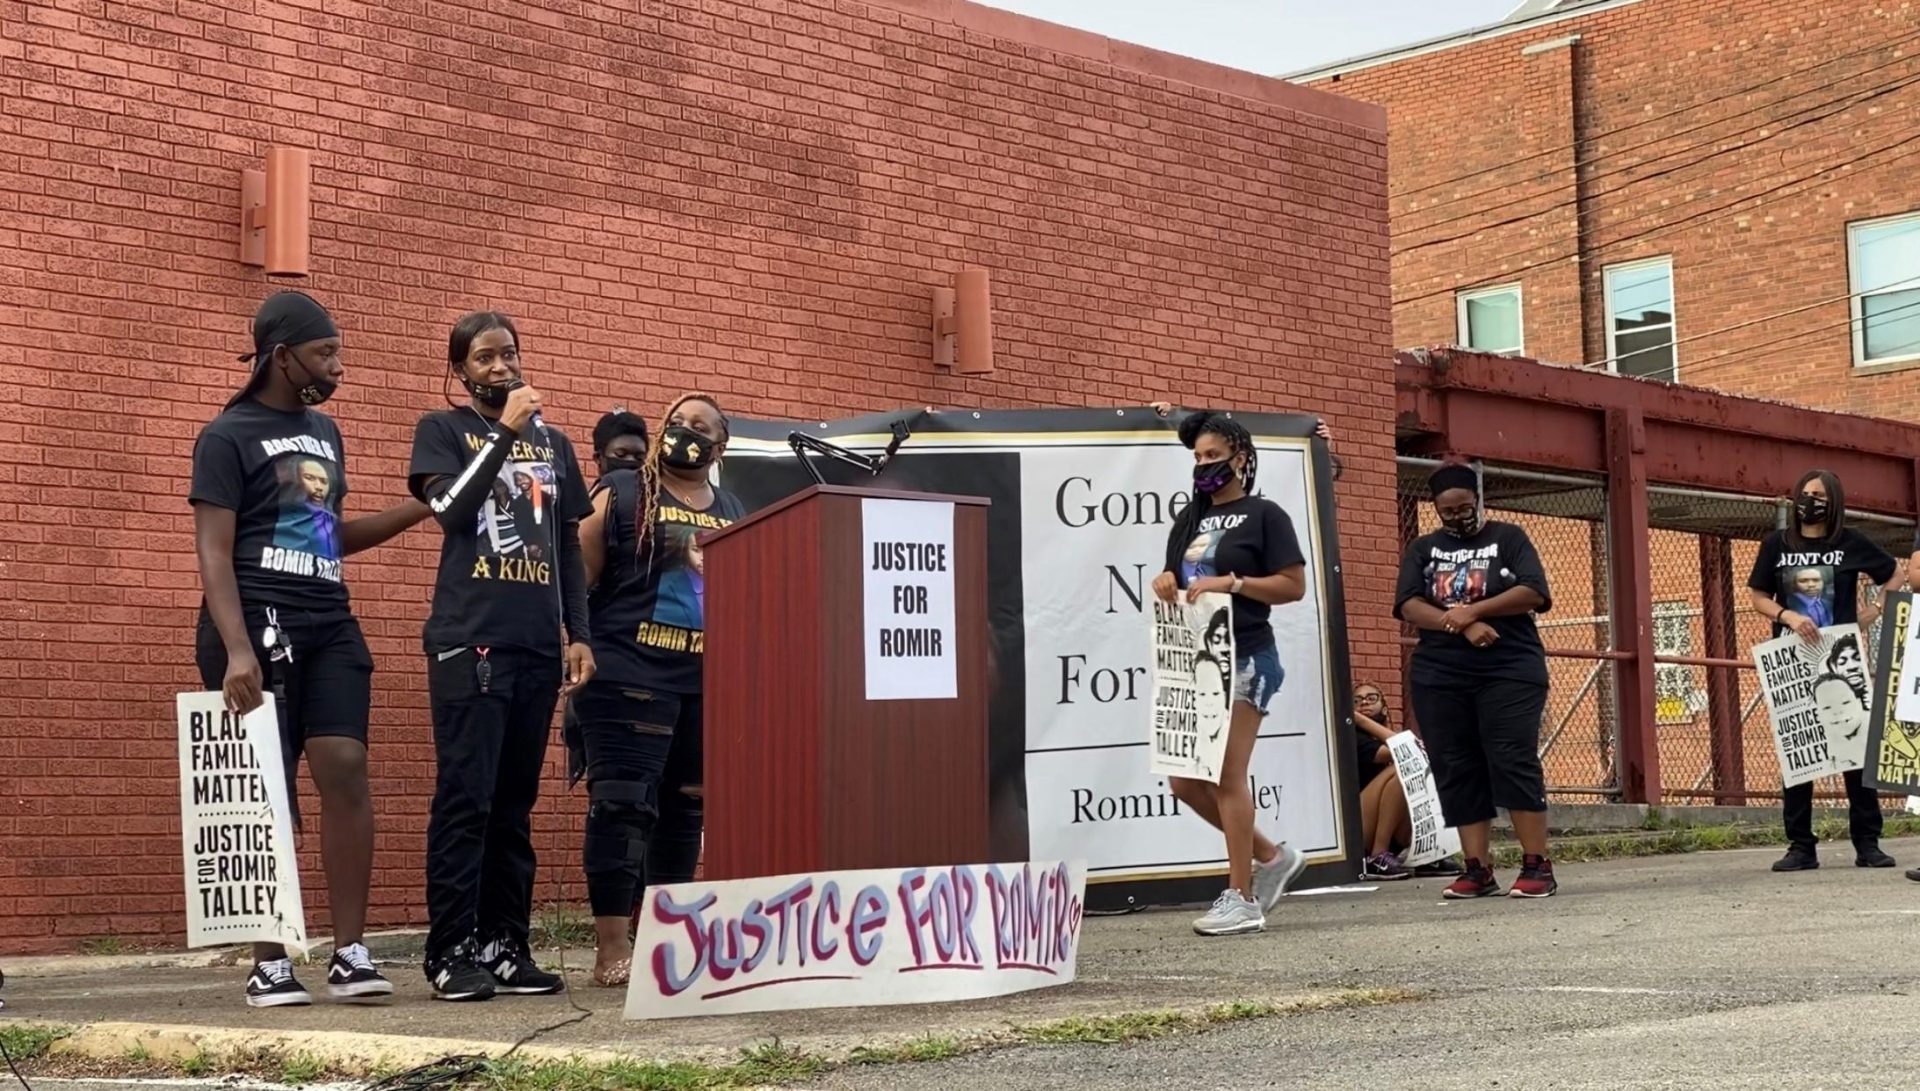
{"left": 977, "top": 0, "right": 1522, "bottom": 76}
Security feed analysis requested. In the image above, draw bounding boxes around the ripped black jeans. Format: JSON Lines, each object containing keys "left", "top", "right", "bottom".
{"left": 574, "top": 681, "right": 704, "bottom": 917}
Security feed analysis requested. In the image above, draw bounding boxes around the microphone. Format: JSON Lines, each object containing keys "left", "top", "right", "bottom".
{"left": 501, "top": 377, "right": 547, "bottom": 436}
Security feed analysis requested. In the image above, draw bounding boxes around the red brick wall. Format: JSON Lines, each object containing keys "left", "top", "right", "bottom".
{"left": 0, "top": 0, "right": 1391, "bottom": 950}
{"left": 1309, "top": 0, "right": 1920, "bottom": 419}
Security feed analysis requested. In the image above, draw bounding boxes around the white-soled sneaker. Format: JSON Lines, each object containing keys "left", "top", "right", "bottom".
{"left": 1251, "top": 842, "right": 1307, "bottom": 912}
{"left": 327, "top": 942, "right": 394, "bottom": 1002}
{"left": 1192, "top": 889, "right": 1265, "bottom": 936}
{"left": 246, "top": 958, "right": 312, "bottom": 1008}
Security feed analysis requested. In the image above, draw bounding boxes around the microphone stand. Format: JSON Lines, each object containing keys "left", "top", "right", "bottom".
{"left": 787, "top": 419, "right": 912, "bottom": 485}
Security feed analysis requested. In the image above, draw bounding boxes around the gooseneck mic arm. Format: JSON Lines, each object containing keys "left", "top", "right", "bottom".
{"left": 787, "top": 419, "right": 912, "bottom": 485}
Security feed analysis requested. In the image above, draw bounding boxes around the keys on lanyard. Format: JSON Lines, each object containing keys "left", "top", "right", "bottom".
{"left": 474, "top": 647, "right": 492, "bottom": 695}
{"left": 261, "top": 607, "right": 293, "bottom": 664}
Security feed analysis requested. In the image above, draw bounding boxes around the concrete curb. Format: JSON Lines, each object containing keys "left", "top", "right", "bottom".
{"left": 37, "top": 1019, "right": 635, "bottom": 1074}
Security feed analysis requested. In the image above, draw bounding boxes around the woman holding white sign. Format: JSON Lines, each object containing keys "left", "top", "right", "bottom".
{"left": 1150, "top": 411, "right": 1310, "bottom": 937}
{"left": 1747, "top": 469, "right": 1900, "bottom": 873}
{"left": 191, "top": 292, "right": 431, "bottom": 1007}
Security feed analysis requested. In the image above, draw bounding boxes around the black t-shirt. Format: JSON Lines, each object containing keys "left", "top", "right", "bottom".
{"left": 1166, "top": 495, "right": 1306, "bottom": 654}
{"left": 588, "top": 472, "right": 744, "bottom": 694}
{"left": 409, "top": 410, "right": 592, "bottom": 655}
{"left": 189, "top": 400, "right": 350, "bottom": 610}
{"left": 1395, "top": 521, "right": 1552, "bottom": 687}
{"left": 1747, "top": 528, "right": 1896, "bottom": 637}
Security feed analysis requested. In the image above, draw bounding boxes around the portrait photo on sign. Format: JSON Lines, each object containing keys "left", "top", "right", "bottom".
{"left": 1866, "top": 592, "right": 1920, "bottom": 793}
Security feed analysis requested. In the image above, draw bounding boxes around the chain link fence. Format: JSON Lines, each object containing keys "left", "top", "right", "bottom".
{"left": 1394, "top": 458, "right": 1917, "bottom": 806}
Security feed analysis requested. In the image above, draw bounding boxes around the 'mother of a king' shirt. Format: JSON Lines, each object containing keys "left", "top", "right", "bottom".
{"left": 587, "top": 470, "right": 744, "bottom": 694}
{"left": 409, "top": 409, "right": 591, "bottom": 655}
{"left": 189, "top": 400, "right": 350, "bottom": 609}
{"left": 1395, "top": 520, "right": 1553, "bottom": 688}
{"left": 1747, "top": 527, "right": 1896, "bottom": 636}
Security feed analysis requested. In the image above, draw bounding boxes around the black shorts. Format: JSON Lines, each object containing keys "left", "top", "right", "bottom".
{"left": 1409, "top": 677, "right": 1548, "bottom": 825}
{"left": 195, "top": 603, "right": 374, "bottom": 747}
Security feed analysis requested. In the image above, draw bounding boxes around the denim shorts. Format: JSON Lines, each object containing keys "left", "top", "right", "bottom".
{"left": 1233, "top": 645, "right": 1284, "bottom": 716}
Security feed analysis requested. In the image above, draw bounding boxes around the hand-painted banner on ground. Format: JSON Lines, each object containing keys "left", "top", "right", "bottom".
{"left": 717, "top": 408, "right": 1361, "bottom": 909}
{"left": 1866, "top": 593, "right": 1920, "bottom": 794}
{"left": 1753, "top": 624, "right": 1869, "bottom": 788}
{"left": 1896, "top": 596, "right": 1920, "bottom": 726}
{"left": 1147, "top": 593, "right": 1234, "bottom": 782}
{"left": 1385, "top": 732, "right": 1461, "bottom": 868}
{"left": 623, "top": 860, "right": 1086, "bottom": 1019}
{"left": 175, "top": 692, "right": 307, "bottom": 953}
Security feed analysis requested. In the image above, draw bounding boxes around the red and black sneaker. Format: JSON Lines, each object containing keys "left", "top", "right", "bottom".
{"left": 1442, "top": 858, "right": 1501, "bottom": 899}
{"left": 1508, "top": 854, "right": 1558, "bottom": 899}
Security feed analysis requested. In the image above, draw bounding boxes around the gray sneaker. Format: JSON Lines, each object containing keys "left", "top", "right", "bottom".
{"left": 1251, "top": 843, "right": 1308, "bottom": 911}
{"left": 1192, "top": 889, "right": 1265, "bottom": 936}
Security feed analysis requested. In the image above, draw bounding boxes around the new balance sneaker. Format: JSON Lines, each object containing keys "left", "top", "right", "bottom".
{"left": 1442, "top": 858, "right": 1502, "bottom": 899}
{"left": 1251, "top": 843, "right": 1308, "bottom": 912}
{"left": 1772, "top": 847, "right": 1819, "bottom": 872}
{"left": 426, "top": 943, "right": 497, "bottom": 1002}
{"left": 480, "top": 937, "right": 564, "bottom": 995}
{"left": 1508, "top": 854, "right": 1558, "bottom": 899}
{"left": 1364, "top": 852, "right": 1412, "bottom": 881}
{"left": 246, "top": 959, "right": 312, "bottom": 1008}
{"left": 326, "top": 942, "right": 394, "bottom": 1002}
{"left": 1857, "top": 846, "right": 1898, "bottom": 869}
{"left": 1192, "top": 889, "right": 1265, "bottom": 936}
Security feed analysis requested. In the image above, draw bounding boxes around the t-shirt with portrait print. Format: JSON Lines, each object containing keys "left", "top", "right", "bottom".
{"left": 587, "top": 470, "right": 744, "bottom": 694}
{"left": 1395, "top": 521, "right": 1552, "bottom": 687}
{"left": 1167, "top": 495, "right": 1305, "bottom": 655}
{"left": 1747, "top": 528, "right": 1896, "bottom": 637}
{"left": 189, "top": 400, "right": 350, "bottom": 610}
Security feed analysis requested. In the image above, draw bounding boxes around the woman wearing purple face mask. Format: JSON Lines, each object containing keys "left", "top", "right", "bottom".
{"left": 1150, "top": 411, "right": 1310, "bottom": 937}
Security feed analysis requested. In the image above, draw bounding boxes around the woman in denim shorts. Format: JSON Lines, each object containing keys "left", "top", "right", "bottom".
{"left": 1152, "top": 410, "right": 1311, "bottom": 936}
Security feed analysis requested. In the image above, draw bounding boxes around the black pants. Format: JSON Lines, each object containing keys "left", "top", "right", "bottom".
{"left": 1782, "top": 768, "right": 1883, "bottom": 853}
{"left": 1410, "top": 677, "right": 1549, "bottom": 828}
{"left": 576, "top": 681, "right": 704, "bottom": 917}
{"left": 424, "top": 646, "right": 562, "bottom": 960}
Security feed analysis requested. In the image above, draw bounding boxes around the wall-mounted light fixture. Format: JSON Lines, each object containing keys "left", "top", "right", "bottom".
{"left": 932, "top": 268, "right": 993, "bottom": 375}
{"left": 239, "top": 147, "right": 311, "bottom": 278}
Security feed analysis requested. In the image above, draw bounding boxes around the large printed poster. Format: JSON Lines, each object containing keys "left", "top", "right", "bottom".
{"left": 720, "top": 408, "right": 1359, "bottom": 906}
{"left": 1753, "top": 624, "right": 1869, "bottom": 788}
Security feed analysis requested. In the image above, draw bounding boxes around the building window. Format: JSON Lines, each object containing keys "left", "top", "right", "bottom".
{"left": 1653, "top": 602, "right": 1698, "bottom": 726}
{"left": 1456, "top": 284, "right": 1524, "bottom": 355}
{"left": 1603, "top": 258, "right": 1677, "bottom": 382}
{"left": 1847, "top": 212, "right": 1920, "bottom": 366}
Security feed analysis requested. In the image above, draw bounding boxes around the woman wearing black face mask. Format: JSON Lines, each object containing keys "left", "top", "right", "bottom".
{"left": 1748, "top": 469, "right": 1900, "bottom": 873}
{"left": 191, "top": 291, "right": 430, "bottom": 1007}
{"left": 573, "top": 392, "right": 743, "bottom": 984}
{"left": 1150, "top": 411, "right": 1309, "bottom": 936}
{"left": 1395, "top": 460, "right": 1557, "bottom": 900}
{"left": 408, "top": 312, "right": 596, "bottom": 1001}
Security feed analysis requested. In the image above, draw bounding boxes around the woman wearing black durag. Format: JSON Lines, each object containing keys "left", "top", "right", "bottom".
{"left": 190, "top": 291, "right": 430, "bottom": 1007}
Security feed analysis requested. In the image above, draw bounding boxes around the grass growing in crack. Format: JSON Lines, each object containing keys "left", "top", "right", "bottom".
{"left": 848, "top": 1036, "right": 970, "bottom": 1065}
{"left": 78, "top": 936, "right": 128, "bottom": 956}
{"left": 179, "top": 1050, "right": 214, "bottom": 1078}
{"left": 0, "top": 1025, "right": 72, "bottom": 1063}
{"left": 1488, "top": 815, "right": 1920, "bottom": 869}
{"left": 529, "top": 903, "right": 596, "bottom": 950}
{"left": 280, "top": 1052, "right": 329, "bottom": 1085}
{"left": 1018, "top": 989, "right": 1418, "bottom": 1046}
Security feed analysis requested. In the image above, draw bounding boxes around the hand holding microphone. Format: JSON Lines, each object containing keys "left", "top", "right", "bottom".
{"left": 499, "top": 379, "right": 544, "bottom": 436}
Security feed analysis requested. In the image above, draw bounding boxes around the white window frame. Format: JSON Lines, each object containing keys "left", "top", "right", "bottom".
{"left": 1846, "top": 211, "right": 1920, "bottom": 368}
{"left": 1602, "top": 256, "right": 1677, "bottom": 382}
{"left": 1455, "top": 283, "right": 1525, "bottom": 356}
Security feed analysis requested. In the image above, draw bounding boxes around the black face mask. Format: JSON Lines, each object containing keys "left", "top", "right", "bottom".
{"left": 464, "top": 376, "right": 512, "bottom": 410}
{"left": 601, "top": 456, "right": 643, "bottom": 474}
{"left": 1796, "top": 496, "right": 1831, "bottom": 526}
{"left": 1441, "top": 509, "right": 1481, "bottom": 538}
{"left": 283, "top": 350, "right": 337, "bottom": 406}
{"left": 1192, "top": 459, "right": 1236, "bottom": 496}
{"left": 661, "top": 425, "right": 718, "bottom": 471}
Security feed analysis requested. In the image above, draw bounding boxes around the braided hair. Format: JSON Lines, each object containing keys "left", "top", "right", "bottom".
{"left": 634, "top": 391, "right": 729, "bottom": 564}
{"left": 1164, "top": 411, "right": 1258, "bottom": 580}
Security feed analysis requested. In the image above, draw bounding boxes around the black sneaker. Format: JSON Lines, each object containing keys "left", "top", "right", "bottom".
{"left": 480, "top": 937, "right": 563, "bottom": 995}
{"left": 426, "top": 943, "right": 497, "bottom": 1002}
{"left": 246, "top": 959, "right": 313, "bottom": 1008}
{"left": 1857, "top": 847, "right": 1898, "bottom": 869}
{"left": 1773, "top": 847, "right": 1819, "bottom": 872}
{"left": 327, "top": 943, "right": 395, "bottom": 1002}
{"left": 1414, "top": 857, "right": 1465, "bottom": 878}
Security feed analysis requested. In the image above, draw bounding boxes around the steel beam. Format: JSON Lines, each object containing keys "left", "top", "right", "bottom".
{"left": 1607, "top": 407, "right": 1661, "bottom": 804}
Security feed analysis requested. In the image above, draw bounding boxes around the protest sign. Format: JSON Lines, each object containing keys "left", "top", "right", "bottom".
{"left": 625, "top": 859, "right": 1086, "bottom": 1020}
{"left": 1897, "top": 595, "right": 1920, "bottom": 725}
{"left": 862, "top": 497, "right": 958, "bottom": 701}
{"left": 176, "top": 692, "right": 307, "bottom": 954}
{"left": 1867, "top": 593, "right": 1920, "bottom": 794}
{"left": 1384, "top": 732, "right": 1460, "bottom": 868}
{"left": 1753, "top": 624, "right": 1869, "bottom": 788}
{"left": 1147, "top": 593, "right": 1234, "bottom": 783}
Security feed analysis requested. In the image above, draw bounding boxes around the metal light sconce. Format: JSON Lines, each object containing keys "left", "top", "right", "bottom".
{"left": 239, "top": 148, "right": 311, "bottom": 278}
{"left": 932, "top": 268, "right": 993, "bottom": 375}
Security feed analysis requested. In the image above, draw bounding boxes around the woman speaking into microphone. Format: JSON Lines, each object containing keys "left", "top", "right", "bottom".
{"left": 408, "top": 312, "right": 595, "bottom": 1001}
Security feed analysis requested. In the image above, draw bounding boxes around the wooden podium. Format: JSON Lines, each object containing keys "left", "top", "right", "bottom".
{"left": 701, "top": 485, "right": 992, "bottom": 879}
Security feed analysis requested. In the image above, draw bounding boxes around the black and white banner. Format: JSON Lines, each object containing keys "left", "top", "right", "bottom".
{"left": 721, "top": 408, "right": 1360, "bottom": 907}
{"left": 1753, "top": 624, "right": 1869, "bottom": 789}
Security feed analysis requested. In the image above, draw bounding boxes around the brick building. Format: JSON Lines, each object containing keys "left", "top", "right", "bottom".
{"left": 1298, "top": 0, "right": 1920, "bottom": 420}
{"left": 0, "top": 0, "right": 1391, "bottom": 949}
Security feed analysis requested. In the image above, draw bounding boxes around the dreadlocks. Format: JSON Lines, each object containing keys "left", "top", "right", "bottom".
{"left": 635, "top": 392, "right": 730, "bottom": 562}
